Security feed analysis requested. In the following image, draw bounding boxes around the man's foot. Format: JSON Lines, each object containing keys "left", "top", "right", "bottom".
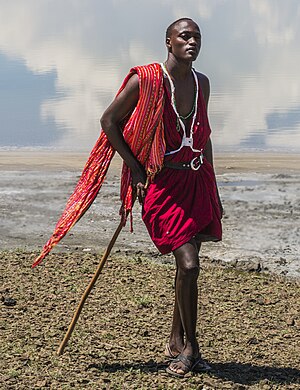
{"left": 164, "top": 338, "right": 184, "bottom": 359}
{"left": 166, "top": 354, "right": 212, "bottom": 378}
{"left": 164, "top": 343, "right": 180, "bottom": 359}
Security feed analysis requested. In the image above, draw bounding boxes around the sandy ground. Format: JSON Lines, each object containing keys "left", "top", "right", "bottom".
{"left": 1, "top": 252, "right": 299, "bottom": 389}
{"left": 0, "top": 151, "right": 299, "bottom": 279}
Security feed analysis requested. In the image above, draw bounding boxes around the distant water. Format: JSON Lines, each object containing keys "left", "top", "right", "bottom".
{"left": 0, "top": 0, "right": 299, "bottom": 152}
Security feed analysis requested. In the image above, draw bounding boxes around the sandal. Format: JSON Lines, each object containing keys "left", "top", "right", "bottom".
{"left": 193, "top": 358, "right": 212, "bottom": 373}
{"left": 164, "top": 343, "right": 179, "bottom": 359}
{"left": 166, "top": 354, "right": 211, "bottom": 378}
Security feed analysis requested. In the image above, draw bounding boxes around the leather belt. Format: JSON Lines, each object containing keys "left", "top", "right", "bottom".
{"left": 164, "top": 154, "right": 204, "bottom": 171}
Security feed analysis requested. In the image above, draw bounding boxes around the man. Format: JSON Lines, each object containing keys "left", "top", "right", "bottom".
{"left": 100, "top": 18, "right": 223, "bottom": 378}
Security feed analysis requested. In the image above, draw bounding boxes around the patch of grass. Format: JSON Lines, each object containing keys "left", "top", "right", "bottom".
{"left": 8, "top": 369, "right": 19, "bottom": 378}
{"left": 68, "top": 285, "right": 78, "bottom": 292}
{"left": 135, "top": 295, "right": 153, "bottom": 308}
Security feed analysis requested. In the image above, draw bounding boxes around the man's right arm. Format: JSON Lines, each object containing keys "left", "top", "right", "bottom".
{"left": 100, "top": 74, "right": 146, "bottom": 187}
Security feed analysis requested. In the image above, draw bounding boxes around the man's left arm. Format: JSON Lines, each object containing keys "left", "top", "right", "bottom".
{"left": 203, "top": 137, "right": 223, "bottom": 218}
{"left": 199, "top": 72, "right": 223, "bottom": 219}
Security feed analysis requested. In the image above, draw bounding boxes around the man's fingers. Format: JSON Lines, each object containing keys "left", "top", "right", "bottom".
{"left": 136, "top": 183, "right": 146, "bottom": 205}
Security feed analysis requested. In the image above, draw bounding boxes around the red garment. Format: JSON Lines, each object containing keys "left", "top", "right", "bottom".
{"left": 32, "top": 63, "right": 165, "bottom": 268}
{"left": 142, "top": 78, "right": 222, "bottom": 254}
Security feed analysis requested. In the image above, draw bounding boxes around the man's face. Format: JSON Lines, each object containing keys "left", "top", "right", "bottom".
{"left": 167, "top": 20, "right": 201, "bottom": 62}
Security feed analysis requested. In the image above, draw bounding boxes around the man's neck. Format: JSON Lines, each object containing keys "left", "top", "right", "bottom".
{"left": 164, "top": 56, "right": 193, "bottom": 80}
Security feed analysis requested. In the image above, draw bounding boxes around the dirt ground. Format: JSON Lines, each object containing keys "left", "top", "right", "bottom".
{"left": 1, "top": 251, "right": 300, "bottom": 389}
{"left": 0, "top": 151, "right": 300, "bottom": 389}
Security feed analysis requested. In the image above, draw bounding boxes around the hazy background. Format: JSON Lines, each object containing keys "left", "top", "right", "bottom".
{"left": 0, "top": 0, "right": 299, "bottom": 152}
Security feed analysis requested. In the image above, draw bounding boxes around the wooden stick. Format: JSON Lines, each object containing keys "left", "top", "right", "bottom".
{"left": 57, "top": 219, "right": 125, "bottom": 356}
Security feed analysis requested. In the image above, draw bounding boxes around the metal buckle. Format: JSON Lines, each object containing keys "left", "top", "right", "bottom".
{"left": 190, "top": 155, "right": 203, "bottom": 171}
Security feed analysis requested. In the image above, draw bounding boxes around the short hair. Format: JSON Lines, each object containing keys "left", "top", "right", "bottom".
{"left": 166, "top": 18, "right": 196, "bottom": 39}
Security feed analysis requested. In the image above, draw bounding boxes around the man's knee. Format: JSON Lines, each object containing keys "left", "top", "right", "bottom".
{"left": 174, "top": 242, "right": 200, "bottom": 278}
{"left": 177, "top": 254, "right": 199, "bottom": 279}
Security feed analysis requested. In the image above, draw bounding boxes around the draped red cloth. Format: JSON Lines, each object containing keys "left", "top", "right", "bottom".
{"left": 142, "top": 76, "right": 222, "bottom": 253}
{"left": 32, "top": 63, "right": 165, "bottom": 268}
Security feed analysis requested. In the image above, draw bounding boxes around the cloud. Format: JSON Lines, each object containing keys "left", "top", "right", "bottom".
{"left": 250, "top": 0, "right": 300, "bottom": 44}
{"left": 0, "top": 0, "right": 299, "bottom": 150}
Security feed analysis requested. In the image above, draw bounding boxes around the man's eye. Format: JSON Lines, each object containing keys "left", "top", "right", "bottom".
{"left": 180, "top": 34, "right": 190, "bottom": 40}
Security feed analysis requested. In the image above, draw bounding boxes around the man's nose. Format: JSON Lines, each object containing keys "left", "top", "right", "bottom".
{"left": 189, "top": 37, "right": 197, "bottom": 46}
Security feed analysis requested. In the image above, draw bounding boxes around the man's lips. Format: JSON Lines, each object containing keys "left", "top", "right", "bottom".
{"left": 186, "top": 47, "right": 197, "bottom": 53}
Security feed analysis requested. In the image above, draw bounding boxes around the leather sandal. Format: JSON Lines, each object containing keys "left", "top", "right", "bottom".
{"left": 166, "top": 354, "right": 211, "bottom": 378}
{"left": 164, "top": 343, "right": 179, "bottom": 359}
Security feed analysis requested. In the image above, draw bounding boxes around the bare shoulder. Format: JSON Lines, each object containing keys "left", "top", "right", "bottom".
{"left": 195, "top": 71, "right": 210, "bottom": 105}
{"left": 197, "top": 72, "right": 210, "bottom": 87}
{"left": 113, "top": 72, "right": 139, "bottom": 105}
{"left": 101, "top": 73, "right": 139, "bottom": 124}
{"left": 123, "top": 73, "right": 139, "bottom": 93}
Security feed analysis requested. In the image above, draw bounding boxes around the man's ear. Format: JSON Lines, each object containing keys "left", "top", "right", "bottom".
{"left": 166, "top": 37, "right": 171, "bottom": 51}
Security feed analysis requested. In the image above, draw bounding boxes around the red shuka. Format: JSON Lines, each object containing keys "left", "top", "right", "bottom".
{"left": 32, "top": 63, "right": 165, "bottom": 268}
{"left": 142, "top": 77, "right": 222, "bottom": 254}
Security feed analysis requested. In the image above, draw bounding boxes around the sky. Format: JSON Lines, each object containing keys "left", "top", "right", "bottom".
{"left": 0, "top": 0, "right": 299, "bottom": 151}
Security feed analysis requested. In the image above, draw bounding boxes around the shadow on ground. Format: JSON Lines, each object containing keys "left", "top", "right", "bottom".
{"left": 87, "top": 359, "right": 300, "bottom": 386}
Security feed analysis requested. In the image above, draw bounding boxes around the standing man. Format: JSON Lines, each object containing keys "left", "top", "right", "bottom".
{"left": 100, "top": 18, "right": 223, "bottom": 378}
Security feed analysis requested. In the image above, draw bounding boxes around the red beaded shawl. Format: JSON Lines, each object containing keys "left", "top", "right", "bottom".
{"left": 32, "top": 63, "right": 165, "bottom": 268}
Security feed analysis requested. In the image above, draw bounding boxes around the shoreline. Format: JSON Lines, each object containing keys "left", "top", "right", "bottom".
{"left": 1, "top": 151, "right": 299, "bottom": 279}
{"left": 1, "top": 150, "right": 300, "bottom": 174}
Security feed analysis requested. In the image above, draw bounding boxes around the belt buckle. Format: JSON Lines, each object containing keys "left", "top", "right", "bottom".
{"left": 190, "top": 155, "right": 203, "bottom": 171}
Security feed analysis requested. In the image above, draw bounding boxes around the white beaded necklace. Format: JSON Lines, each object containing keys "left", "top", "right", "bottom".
{"left": 161, "top": 62, "right": 202, "bottom": 156}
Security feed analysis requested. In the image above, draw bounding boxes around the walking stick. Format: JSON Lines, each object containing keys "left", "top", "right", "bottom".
{"left": 57, "top": 218, "right": 125, "bottom": 356}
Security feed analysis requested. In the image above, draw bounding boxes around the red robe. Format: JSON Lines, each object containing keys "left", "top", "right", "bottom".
{"left": 142, "top": 77, "right": 222, "bottom": 254}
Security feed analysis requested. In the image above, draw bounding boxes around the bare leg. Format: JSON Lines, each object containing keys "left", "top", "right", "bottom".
{"left": 167, "top": 238, "right": 200, "bottom": 375}
{"left": 167, "top": 267, "right": 184, "bottom": 356}
{"left": 168, "top": 240, "right": 201, "bottom": 357}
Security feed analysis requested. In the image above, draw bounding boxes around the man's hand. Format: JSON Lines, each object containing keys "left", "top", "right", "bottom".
{"left": 135, "top": 182, "right": 147, "bottom": 205}
{"left": 219, "top": 202, "right": 224, "bottom": 219}
{"left": 132, "top": 165, "right": 147, "bottom": 205}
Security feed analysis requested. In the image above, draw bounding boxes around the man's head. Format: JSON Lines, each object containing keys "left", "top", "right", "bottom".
{"left": 165, "top": 18, "right": 201, "bottom": 62}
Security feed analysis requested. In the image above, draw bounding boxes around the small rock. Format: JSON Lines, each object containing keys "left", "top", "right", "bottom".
{"left": 247, "top": 337, "right": 259, "bottom": 345}
{"left": 36, "top": 379, "right": 47, "bottom": 387}
{"left": 236, "top": 259, "right": 261, "bottom": 272}
{"left": 286, "top": 317, "right": 295, "bottom": 326}
{"left": 2, "top": 297, "right": 16, "bottom": 306}
{"left": 276, "top": 257, "right": 287, "bottom": 265}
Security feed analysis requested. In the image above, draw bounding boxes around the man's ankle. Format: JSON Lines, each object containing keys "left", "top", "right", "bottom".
{"left": 183, "top": 340, "right": 199, "bottom": 355}
{"left": 169, "top": 337, "right": 184, "bottom": 351}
